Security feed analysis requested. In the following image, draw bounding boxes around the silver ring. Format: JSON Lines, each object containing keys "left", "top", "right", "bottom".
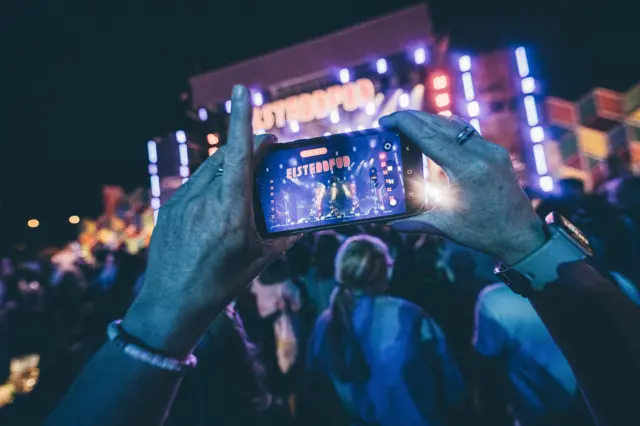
{"left": 214, "top": 167, "right": 223, "bottom": 177}
{"left": 455, "top": 125, "right": 476, "bottom": 146}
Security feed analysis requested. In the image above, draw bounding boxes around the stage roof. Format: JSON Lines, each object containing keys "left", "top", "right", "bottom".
{"left": 190, "top": 4, "right": 433, "bottom": 107}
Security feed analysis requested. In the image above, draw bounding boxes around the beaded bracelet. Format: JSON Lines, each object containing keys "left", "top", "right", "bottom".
{"left": 107, "top": 319, "right": 197, "bottom": 373}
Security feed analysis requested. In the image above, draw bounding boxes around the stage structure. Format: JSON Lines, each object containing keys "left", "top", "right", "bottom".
{"left": 147, "top": 4, "right": 552, "bottom": 219}
{"left": 544, "top": 82, "right": 640, "bottom": 190}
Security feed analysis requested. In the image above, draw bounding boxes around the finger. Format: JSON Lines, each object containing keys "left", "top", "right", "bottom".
{"left": 380, "top": 111, "right": 473, "bottom": 174}
{"left": 161, "top": 146, "right": 228, "bottom": 207}
{"left": 265, "top": 235, "right": 303, "bottom": 260}
{"left": 185, "top": 145, "right": 228, "bottom": 189}
{"left": 253, "top": 133, "right": 277, "bottom": 165}
{"left": 446, "top": 114, "right": 492, "bottom": 155}
{"left": 390, "top": 210, "right": 451, "bottom": 237}
{"left": 222, "top": 85, "right": 253, "bottom": 202}
{"left": 252, "top": 235, "right": 302, "bottom": 274}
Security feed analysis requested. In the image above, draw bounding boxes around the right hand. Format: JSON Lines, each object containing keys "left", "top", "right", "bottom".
{"left": 380, "top": 111, "right": 546, "bottom": 265}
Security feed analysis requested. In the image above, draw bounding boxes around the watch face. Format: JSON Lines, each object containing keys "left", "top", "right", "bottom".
{"left": 551, "top": 214, "right": 593, "bottom": 256}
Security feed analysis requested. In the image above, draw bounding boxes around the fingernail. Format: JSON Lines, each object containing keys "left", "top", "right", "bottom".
{"left": 232, "top": 85, "right": 246, "bottom": 101}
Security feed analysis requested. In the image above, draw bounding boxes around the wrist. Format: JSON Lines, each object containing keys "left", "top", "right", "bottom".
{"left": 497, "top": 221, "right": 547, "bottom": 266}
{"left": 121, "top": 296, "right": 220, "bottom": 359}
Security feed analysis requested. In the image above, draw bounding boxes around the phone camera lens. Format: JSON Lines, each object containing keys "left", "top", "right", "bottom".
{"left": 383, "top": 141, "right": 393, "bottom": 152}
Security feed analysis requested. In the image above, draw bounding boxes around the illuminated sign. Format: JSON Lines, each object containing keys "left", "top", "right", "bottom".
{"left": 252, "top": 78, "right": 376, "bottom": 131}
{"left": 286, "top": 155, "right": 351, "bottom": 179}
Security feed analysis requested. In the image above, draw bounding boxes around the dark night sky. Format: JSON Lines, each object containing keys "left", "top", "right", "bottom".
{"left": 1, "top": 0, "right": 638, "bottom": 251}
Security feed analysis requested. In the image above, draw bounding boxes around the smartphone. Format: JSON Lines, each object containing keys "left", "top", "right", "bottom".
{"left": 254, "top": 129, "right": 426, "bottom": 238}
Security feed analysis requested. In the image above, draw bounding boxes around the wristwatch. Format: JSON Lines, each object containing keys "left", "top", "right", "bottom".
{"left": 494, "top": 212, "right": 593, "bottom": 297}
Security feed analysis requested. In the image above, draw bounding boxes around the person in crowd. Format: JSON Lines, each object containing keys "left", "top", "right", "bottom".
{"left": 2, "top": 268, "right": 50, "bottom": 359}
{"left": 473, "top": 282, "right": 594, "bottom": 426}
{"left": 594, "top": 153, "right": 633, "bottom": 205}
{"left": 284, "top": 241, "right": 317, "bottom": 331}
{"left": 301, "top": 234, "right": 467, "bottom": 426}
{"left": 613, "top": 176, "right": 640, "bottom": 284}
{"left": 304, "top": 231, "right": 341, "bottom": 316}
{"left": 390, "top": 236, "right": 475, "bottom": 381}
{"left": 94, "top": 251, "right": 118, "bottom": 293}
{"left": 236, "top": 257, "right": 304, "bottom": 424}
{"left": 44, "top": 88, "right": 640, "bottom": 426}
{"left": 0, "top": 257, "right": 15, "bottom": 307}
{"left": 165, "top": 305, "right": 274, "bottom": 426}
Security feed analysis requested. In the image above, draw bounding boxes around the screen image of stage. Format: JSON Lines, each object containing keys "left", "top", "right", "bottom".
{"left": 256, "top": 132, "right": 407, "bottom": 233}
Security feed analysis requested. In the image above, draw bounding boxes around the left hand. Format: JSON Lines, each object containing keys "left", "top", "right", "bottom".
{"left": 380, "top": 111, "right": 545, "bottom": 265}
{"left": 123, "top": 85, "right": 299, "bottom": 358}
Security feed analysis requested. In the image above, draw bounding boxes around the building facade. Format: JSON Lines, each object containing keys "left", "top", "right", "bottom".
{"left": 544, "top": 83, "right": 640, "bottom": 190}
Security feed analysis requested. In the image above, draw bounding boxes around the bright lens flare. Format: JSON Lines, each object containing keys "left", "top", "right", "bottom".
{"left": 425, "top": 182, "right": 454, "bottom": 208}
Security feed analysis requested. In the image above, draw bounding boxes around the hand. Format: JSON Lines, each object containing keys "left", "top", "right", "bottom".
{"left": 380, "top": 111, "right": 545, "bottom": 265}
{"left": 123, "top": 85, "right": 299, "bottom": 358}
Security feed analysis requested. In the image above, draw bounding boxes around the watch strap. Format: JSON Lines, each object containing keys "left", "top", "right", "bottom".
{"left": 495, "top": 226, "right": 588, "bottom": 297}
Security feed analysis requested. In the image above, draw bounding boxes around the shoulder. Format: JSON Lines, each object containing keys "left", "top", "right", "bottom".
{"left": 477, "top": 282, "right": 510, "bottom": 304}
{"left": 375, "top": 294, "right": 424, "bottom": 316}
{"left": 475, "top": 282, "right": 534, "bottom": 326}
{"left": 475, "top": 283, "right": 519, "bottom": 319}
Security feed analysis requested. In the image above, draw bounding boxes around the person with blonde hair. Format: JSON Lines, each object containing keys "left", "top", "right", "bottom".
{"left": 301, "top": 235, "right": 466, "bottom": 426}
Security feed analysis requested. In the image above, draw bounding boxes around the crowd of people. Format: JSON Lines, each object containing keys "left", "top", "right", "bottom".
{"left": 1, "top": 174, "right": 639, "bottom": 426}
{"left": 1, "top": 88, "right": 639, "bottom": 426}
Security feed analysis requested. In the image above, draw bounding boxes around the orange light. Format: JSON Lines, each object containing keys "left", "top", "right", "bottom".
{"left": 208, "top": 147, "right": 218, "bottom": 156}
{"left": 207, "top": 133, "right": 219, "bottom": 145}
{"left": 432, "top": 74, "right": 449, "bottom": 91}
{"left": 435, "top": 93, "right": 451, "bottom": 108}
{"left": 300, "top": 147, "right": 328, "bottom": 158}
{"left": 27, "top": 219, "right": 39, "bottom": 228}
{"left": 439, "top": 110, "right": 452, "bottom": 117}
{"left": 68, "top": 215, "right": 80, "bottom": 224}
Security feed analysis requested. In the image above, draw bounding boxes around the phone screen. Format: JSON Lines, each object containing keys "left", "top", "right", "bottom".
{"left": 255, "top": 130, "right": 421, "bottom": 236}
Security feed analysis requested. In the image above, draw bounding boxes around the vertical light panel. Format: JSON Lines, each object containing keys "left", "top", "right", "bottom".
{"left": 516, "top": 47, "right": 552, "bottom": 191}
{"left": 147, "top": 139, "right": 160, "bottom": 223}
{"left": 458, "top": 55, "right": 481, "bottom": 134}
{"left": 177, "top": 130, "right": 189, "bottom": 185}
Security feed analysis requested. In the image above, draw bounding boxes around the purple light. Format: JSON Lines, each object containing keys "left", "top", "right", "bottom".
{"left": 459, "top": 55, "right": 471, "bottom": 72}
{"left": 515, "top": 47, "right": 530, "bottom": 77}
{"left": 539, "top": 175, "right": 554, "bottom": 192}
{"left": 252, "top": 92, "right": 264, "bottom": 106}
{"left": 533, "top": 144, "right": 548, "bottom": 175}
{"left": 339, "top": 68, "right": 350, "bottom": 83}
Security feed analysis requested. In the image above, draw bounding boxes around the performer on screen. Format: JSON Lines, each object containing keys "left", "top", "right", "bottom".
{"left": 311, "top": 183, "right": 326, "bottom": 220}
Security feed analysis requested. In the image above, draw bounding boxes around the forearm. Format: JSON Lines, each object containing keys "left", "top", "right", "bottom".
{"left": 45, "top": 342, "right": 183, "bottom": 426}
{"left": 530, "top": 260, "right": 640, "bottom": 426}
{"left": 46, "top": 294, "right": 227, "bottom": 426}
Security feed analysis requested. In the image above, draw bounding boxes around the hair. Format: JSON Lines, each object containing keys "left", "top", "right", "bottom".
{"left": 258, "top": 257, "right": 290, "bottom": 285}
{"left": 616, "top": 176, "right": 640, "bottom": 215}
{"left": 324, "top": 235, "right": 390, "bottom": 383}
{"left": 559, "top": 178, "right": 585, "bottom": 194}
{"left": 313, "top": 231, "right": 341, "bottom": 279}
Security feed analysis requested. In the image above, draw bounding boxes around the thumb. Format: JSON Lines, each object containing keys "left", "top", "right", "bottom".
{"left": 261, "top": 234, "right": 303, "bottom": 262}
{"left": 390, "top": 210, "right": 451, "bottom": 238}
